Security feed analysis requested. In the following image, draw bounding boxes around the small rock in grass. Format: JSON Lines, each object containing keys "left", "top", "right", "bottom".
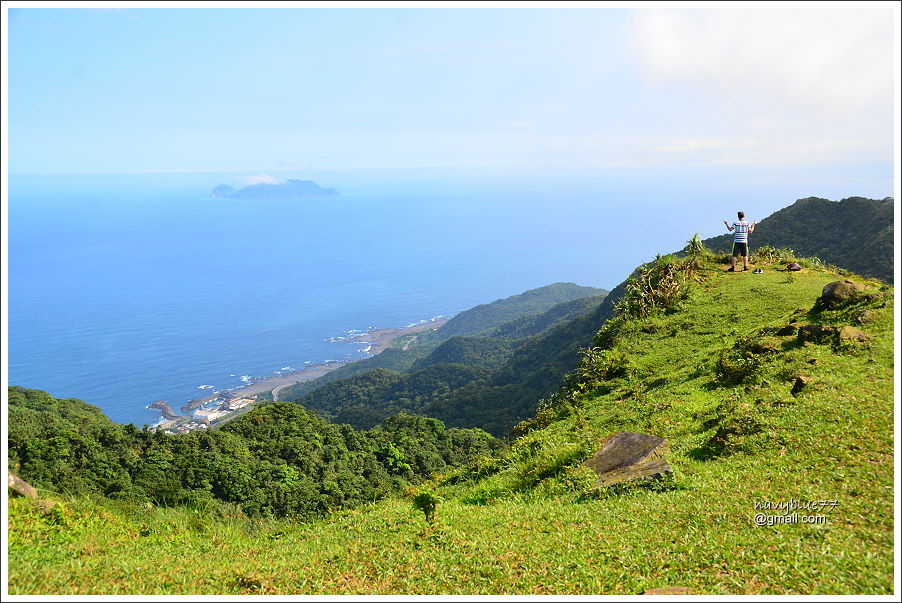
{"left": 838, "top": 325, "right": 869, "bottom": 345}
{"left": 856, "top": 310, "right": 879, "bottom": 324}
{"left": 644, "top": 586, "right": 694, "bottom": 595}
{"left": 791, "top": 375, "right": 812, "bottom": 396}
{"left": 797, "top": 324, "right": 838, "bottom": 344}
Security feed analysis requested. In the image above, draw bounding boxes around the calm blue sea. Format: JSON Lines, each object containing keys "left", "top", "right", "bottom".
{"left": 8, "top": 166, "right": 885, "bottom": 425}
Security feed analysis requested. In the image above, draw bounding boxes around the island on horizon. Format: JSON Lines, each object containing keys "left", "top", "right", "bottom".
{"left": 211, "top": 179, "right": 340, "bottom": 200}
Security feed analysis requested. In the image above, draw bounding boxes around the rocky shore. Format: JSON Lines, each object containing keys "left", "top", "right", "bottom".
{"left": 149, "top": 317, "right": 449, "bottom": 431}
{"left": 148, "top": 400, "right": 180, "bottom": 421}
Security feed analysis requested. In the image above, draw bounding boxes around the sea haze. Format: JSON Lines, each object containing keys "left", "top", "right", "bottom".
{"left": 7, "top": 166, "right": 882, "bottom": 425}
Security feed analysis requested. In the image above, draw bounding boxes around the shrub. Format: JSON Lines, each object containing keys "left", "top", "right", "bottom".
{"left": 751, "top": 245, "right": 797, "bottom": 264}
{"left": 616, "top": 255, "right": 694, "bottom": 320}
{"left": 412, "top": 489, "right": 443, "bottom": 524}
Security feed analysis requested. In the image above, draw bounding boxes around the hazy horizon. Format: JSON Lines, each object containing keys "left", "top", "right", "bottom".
{"left": 6, "top": 5, "right": 897, "bottom": 184}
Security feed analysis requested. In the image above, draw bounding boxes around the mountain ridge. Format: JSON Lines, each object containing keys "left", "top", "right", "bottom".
{"left": 703, "top": 195, "right": 893, "bottom": 283}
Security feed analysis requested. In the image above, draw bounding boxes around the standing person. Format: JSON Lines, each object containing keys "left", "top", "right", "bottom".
{"left": 723, "top": 211, "right": 757, "bottom": 272}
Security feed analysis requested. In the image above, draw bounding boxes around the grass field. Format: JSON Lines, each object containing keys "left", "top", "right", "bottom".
{"left": 7, "top": 257, "right": 895, "bottom": 595}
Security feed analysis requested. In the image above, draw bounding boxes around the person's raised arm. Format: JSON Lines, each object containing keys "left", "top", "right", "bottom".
{"left": 750, "top": 221, "right": 757, "bottom": 233}
{"left": 723, "top": 219, "right": 734, "bottom": 232}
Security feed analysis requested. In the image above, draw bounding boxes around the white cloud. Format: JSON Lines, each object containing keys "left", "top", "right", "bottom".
{"left": 244, "top": 174, "right": 285, "bottom": 186}
{"left": 629, "top": 6, "right": 894, "bottom": 121}
{"left": 643, "top": 137, "right": 757, "bottom": 153}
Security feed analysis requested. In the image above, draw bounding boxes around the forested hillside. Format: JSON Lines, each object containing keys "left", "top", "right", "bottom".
{"left": 276, "top": 284, "right": 607, "bottom": 402}
{"left": 7, "top": 387, "right": 500, "bottom": 520}
{"left": 416, "top": 282, "right": 607, "bottom": 343}
{"left": 288, "top": 289, "right": 617, "bottom": 435}
{"left": 9, "top": 247, "right": 893, "bottom": 595}
{"left": 704, "top": 196, "right": 894, "bottom": 282}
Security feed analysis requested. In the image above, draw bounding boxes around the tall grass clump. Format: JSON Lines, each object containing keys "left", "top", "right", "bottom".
{"left": 684, "top": 232, "right": 713, "bottom": 269}
{"left": 615, "top": 254, "right": 699, "bottom": 320}
{"left": 751, "top": 244, "right": 797, "bottom": 264}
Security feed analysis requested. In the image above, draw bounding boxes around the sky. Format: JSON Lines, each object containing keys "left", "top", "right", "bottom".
{"left": 3, "top": 2, "right": 899, "bottom": 179}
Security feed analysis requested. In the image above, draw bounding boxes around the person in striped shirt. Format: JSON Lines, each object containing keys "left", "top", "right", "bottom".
{"left": 723, "top": 211, "right": 757, "bottom": 272}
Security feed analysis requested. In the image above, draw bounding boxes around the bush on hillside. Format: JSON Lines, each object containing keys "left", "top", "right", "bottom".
{"left": 615, "top": 255, "right": 696, "bottom": 320}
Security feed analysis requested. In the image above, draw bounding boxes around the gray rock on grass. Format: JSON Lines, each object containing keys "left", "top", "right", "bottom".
{"left": 583, "top": 432, "right": 672, "bottom": 487}
{"left": 819, "top": 280, "right": 867, "bottom": 309}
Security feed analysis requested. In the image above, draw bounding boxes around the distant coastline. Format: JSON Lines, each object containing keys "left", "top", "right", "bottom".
{"left": 150, "top": 317, "right": 448, "bottom": 433}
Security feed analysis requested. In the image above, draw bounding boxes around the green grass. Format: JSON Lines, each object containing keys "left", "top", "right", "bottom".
{"left": 8, "top": 259, "right": 894, "bottom": 595}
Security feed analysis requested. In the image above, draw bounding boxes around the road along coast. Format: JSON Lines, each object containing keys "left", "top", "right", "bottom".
{"left": 152, "top": 318, "right": 448, "bottom": 433}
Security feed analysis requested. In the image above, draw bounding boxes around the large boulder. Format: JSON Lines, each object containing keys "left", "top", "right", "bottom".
{"left": 785, "top": 263, "right": 802, "bottom": 271}
{"left": 818, "top": 280, "right": 866, "bottom": 309}
{"left": 8, "top": 472, "right": 38, "bottom": 498}
{"left": 583, "top": 432, "right": 672, "bottom": 487}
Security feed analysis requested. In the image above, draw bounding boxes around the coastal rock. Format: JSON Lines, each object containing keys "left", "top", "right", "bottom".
{"left": 583, "top": 432, "right": 672, "bottom": 487}
{"left": 785, "top": 262, "right": 802, "bottom": 271}
{"left": 149, "top": 400, "right": 180, "bottom": 421}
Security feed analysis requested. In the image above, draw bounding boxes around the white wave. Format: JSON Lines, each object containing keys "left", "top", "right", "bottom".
{"left": 197, "top": 384, "right": 214, "bottom": 389}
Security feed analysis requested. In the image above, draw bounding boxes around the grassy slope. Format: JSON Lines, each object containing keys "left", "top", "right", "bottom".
{"left": 8, "top": 260, "right": 893, "bottom": 595}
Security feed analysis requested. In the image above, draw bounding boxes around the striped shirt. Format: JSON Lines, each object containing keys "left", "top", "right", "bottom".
{"left": 732, "top": 220, "right": 751, "bottom": 243}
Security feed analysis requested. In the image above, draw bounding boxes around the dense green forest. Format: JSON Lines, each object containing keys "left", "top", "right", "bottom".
{"left": 417, "top": 282, "right": 606, "bottom": 344}
{"left": 7, "top": 387, "right": 501, "bottom": 520}
{"left": 276, "top": 283, "right": 606, "bottom": 402}
{"left": 285, "top": 290, "right": 617, "bottom": 435}
{"left": 704, "top": 196, "right": 894, "bottom": 283}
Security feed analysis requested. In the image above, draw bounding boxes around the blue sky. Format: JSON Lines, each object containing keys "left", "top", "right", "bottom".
{"left": 4, "top": 4, "right": 899, "bottom": 180}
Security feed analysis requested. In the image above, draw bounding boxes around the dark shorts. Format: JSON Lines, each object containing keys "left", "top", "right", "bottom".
{"left": 732, "top": 242, "right": 748, "bottom": 257}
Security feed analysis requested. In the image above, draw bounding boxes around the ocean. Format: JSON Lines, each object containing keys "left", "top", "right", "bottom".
{"left": 7, "top": 166, "right": 878, "bottom": 425}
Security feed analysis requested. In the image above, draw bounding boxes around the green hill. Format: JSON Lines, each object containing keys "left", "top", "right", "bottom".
{"left": 276, "top": 284, "right": 607, "bottom": 402}
{"left": 284, "top": 195, "right": 894, "bottom": 436}
{"left": 282, "top": 289, "right": 613, "bottom": 433}
{"left": 8, "top": 386, "right": 500, "bottom": 520}
{"left": 8, "top": 251, "right": 893, "bottom": 595}
{"left": 417, "top": 282, "right": 607, "bottom": 344}
{"left": 704, "top": 196, "right": 894, "bottom": 283}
